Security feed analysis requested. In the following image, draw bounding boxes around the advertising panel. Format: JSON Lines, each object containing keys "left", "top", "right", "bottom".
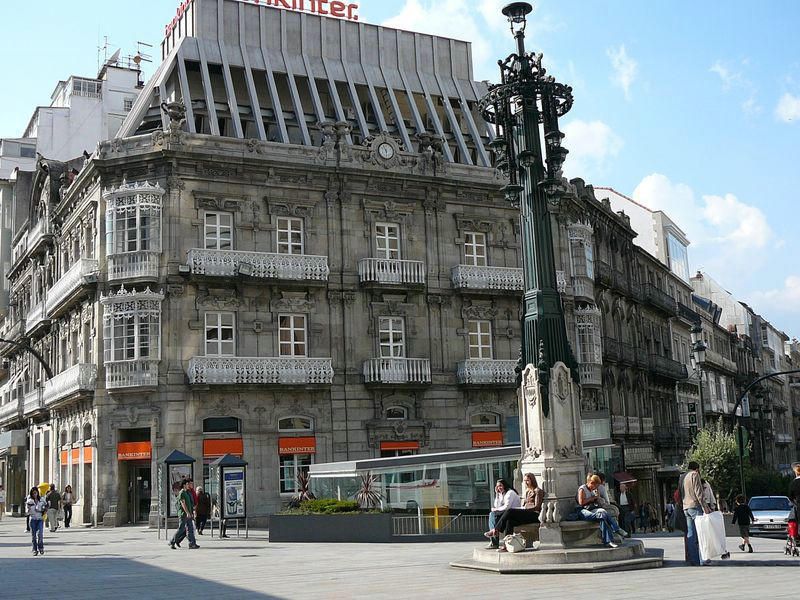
{"left": 223, "top": 467, "right": 245, "bottom": 518}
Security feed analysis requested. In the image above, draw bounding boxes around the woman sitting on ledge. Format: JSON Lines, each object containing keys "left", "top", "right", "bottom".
{"left": 484, "top": 479, "right": 520, "bottom": 549}
{"left": 577, "top": 474, "right": 628, "bottom": 548}
{"left": 486, "top": 473, "right": 544, "bottom": 549}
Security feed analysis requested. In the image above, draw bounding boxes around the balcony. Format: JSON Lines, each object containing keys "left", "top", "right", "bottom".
{"left": 627, "top": 416, "right": 641, "bottom": 435}
{"left": 0, "top": 397, "right": 22, "bottom": 425}
{"left": 648, "top": 354, "right": 688, "bottom": 380}
{"left": 363, "top": 358, "right": 431, "bottom": 384}
{"left": 622, "top": 343, "right": 638, "bottom": 365}
{"left": 578, "top": 363, "right": 602, "bottom": 386}
{"left": 25, "top": 301, "right": 49, "bottom": 335}
{"left": 641, "top": 417, "right": 654, "bottom": 435}
{"left": 187, "top": 356, "right": 334, "bottom": 385}
{"left": 46, "top": 259, "right": 99, "bottom": 317}
{"left": 105, "top": 359, "right": 160, "bottom": 389}
{"left": 678, "top": 302, "right": 702, "bottom": 325}
{"left": 612, "top": 415, "right": 626, "bottom": 435}
{"left": 642, "top": 284, "right": 678, "bottom": 316}
{"left": 22, "top": 388, "right": 44, "bottom": 416}
{"left": 556, "top": 270, "right": 568, "bottom": 293}
{"left": 595, "top": 261, "right": 612, "bottom": 287}
{"left": 776, "top": 432, "right": 793, "bottom": 444}
{"left": 187, "top": 249, "right": 330, "bottom": 282}
{"left": 0, "top": 320, "right": 25, "bottom": 355}
{"left": 629, "top": 280, "right": 642, "bottom": 301}
{"left": 704, "top": 348, "right": 737, "bottom": 375}
{"left": 42, "top": 363, "right": 97, "bottom": 407}
{"left": 457, "top": 360, "right": 517, "bottom": 385}
{"left": 108, "top": 250, "right": 160, "bottom": 281}
{"left": 612, "top": 270, "right": 629, "bottom": 293}
{"left": 451, "top": 265, "right": 522, "bottom": 293}
{"left": 359, "top": 258, "right": 425, "bottom": 286}
{"left": 27, "top": 218, "right": 53, "bottom": 254}
{"left": 571, "top": 275, "right": 594, "bottom": 300}
{"left": 603, "top": 338, "right": 621, "bottom": 362}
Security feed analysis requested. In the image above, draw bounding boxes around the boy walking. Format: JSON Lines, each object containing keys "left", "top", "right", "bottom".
{"left": 732, "top": 495, "right": 754, "bottom": 553}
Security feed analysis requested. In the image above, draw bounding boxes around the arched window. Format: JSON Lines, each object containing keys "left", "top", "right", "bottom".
{"left": 60, "top": 430, "right": 68, "bottom": 446}
{"left": 83, "top": 423, "right": 92, "bottom": 442}
{"left": 470, "top": 412, "right": 500, "bottom": 429}
{"left": 71, "top": 427, "right": 80, "bottom": 444}
{"left": 385, "top": 406, "right": 408, "bottom": 421}
{"left": 202, "top": 416, "right": 241, "bottom": 434}
{"left": 278, "top": 416, "right": 313, "bottom": 432}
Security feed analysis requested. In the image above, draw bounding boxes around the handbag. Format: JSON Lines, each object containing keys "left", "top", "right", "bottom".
{"left": 503, "top": 533, "right": 526, "bottom": 553}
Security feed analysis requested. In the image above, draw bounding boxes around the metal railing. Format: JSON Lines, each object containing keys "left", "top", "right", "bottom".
{"left": 105, "top": 359, "right": 160, "bottom": 389}
{"left": 363, "top": 358, "right": 431, "bottom": 384}
{"left": 187, "top": 248, "right": 330, "bottom": 281}
{"left": 392, "top": 513, "right": 486, "bottom": 536}
{"left": 358, "top": 258, "right": 426, "bottom": 285}
{"left": 451, "top": 264, "right": 523, "bottom": 292}
{"left": 642, "top": 284, "right": 678, "bottom": 315}
{"left": 187, "top": 356, "right": 334, "bottom": 385}
{"left": 648, "top": 354, "right": 688, "bottom": 380}
{"left": 108, "top": 251, "right": 160, "bottom": 281}
{"left": 456, "top": 359, "right": 517, "bottom": 384}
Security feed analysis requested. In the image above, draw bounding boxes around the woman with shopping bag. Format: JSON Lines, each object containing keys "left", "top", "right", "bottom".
{"left": 695, "top": 479, "right": 730, "bottom": 563}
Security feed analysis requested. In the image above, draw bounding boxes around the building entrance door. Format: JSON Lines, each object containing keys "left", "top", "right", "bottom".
{"left": 128, "top": 465, "right": 152, "bottom": 523}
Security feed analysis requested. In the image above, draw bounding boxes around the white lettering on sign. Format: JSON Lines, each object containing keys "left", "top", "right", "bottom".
{"left": 165, "top": 0, "right": 360, "bottom": 39}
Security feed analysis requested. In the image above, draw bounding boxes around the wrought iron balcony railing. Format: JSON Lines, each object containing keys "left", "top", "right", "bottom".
{"left": 46, "top": 259, "right": 99, "bottom": 316}
{"left": 187, "top": 356, "right": 334, "bottom": 385}
{"left": 108, "top": 250, "right": 160, "bottom": 281}
{"left": 187, "top": 249, "right": 330, "bottom": 282}
{"left": 648, "top": 354, "right": 688, "bottom": 380}
{"left": 105, "top": 359, "right": 160, "bottom": 389}
{"left": 42, "top": 363, "right": 97, "bottom": 407}
{"left": 456, "top": 359, "right": 517, "bottom": 385}
{"left": 363, "top": 358, "right": 431, "bottom": 384}
{"left": 359, "top": 258, "right": 426, "bottom": 286}
{"left": 642, "top": 284, "right": 678, "bottom": 316}
{"left": 451, "top": 265, "right": 523, "bottom": 292}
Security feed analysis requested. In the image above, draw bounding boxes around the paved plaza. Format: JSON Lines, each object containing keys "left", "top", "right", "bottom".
{"left": 0, "top": 518, "right": 794, "bottom": 599}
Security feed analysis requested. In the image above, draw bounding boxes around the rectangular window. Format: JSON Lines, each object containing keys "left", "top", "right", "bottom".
{"left": 576, "top": 322, "right": 602, "bottom": 364}
{"left": 103, "top": 312, "right": 160, "bottom": 363}
{"left": 205, "top": 312, "right": 235, "bottom": 356}
{"left": 464, "top": 232, "right": 487, "bottom": 266}
{"left": 277, "top": 217, "right": 304, "bottom": 255}
{"left": 379, "top": 317, "right": 405, "bottom": 358}
{"left": 279, "top": 314, "right": 307, "bottom": 357}
{"left": 204, "top": 212, "right": 233, "bottom": 250}
{"left": 375, "top": 222, "right": 400, "bottom": 260}
{"left": 279, "top": 454, "right": 312, "bottom": 494}
{"left": 667, "top": 233, "right": 690, "bottom": 282}
{"left": 468, "top": 320, "right": 492, "bottom": 359}
{"left": 123, "top": 98, "right": 134, "bottom": 112}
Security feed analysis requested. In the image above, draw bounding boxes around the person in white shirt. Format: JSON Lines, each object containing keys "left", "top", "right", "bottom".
{"left": 483, "top": 479, "right": 521, "bottom": 549}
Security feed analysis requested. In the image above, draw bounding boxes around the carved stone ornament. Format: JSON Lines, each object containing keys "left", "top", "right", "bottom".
{"left": 522, "top": 445, "right": 541, "bottom": 460}
{"left": 270, "top": 291, "right": 315, "bottom": 314}
{"left": 461, "top": 301, "right": 498, "bottom": 321}
{"left": 246, "top": 138, "right": 267, "bottom": 154}
{"left": 554, "top": 368, "right": 570, "bottom": 406}
{"left": 523, "top": 367, "right": 538, "bottom": 407}
{"left": 196, "top": 288, "right": 241, "bottom": 310}
{"left": 357, "top": 132, "right": 407, "bottom": 169}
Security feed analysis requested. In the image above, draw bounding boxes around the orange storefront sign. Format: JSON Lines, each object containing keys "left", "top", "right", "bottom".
{"left": 203, "top": 438, "right": 244, "bottom": 457}
{"left": 84, "top": 447, "right": 93, "bottom": 463}
{"left": 471, "top": 431, "right": 504, "bottom": 448}
{"left": 117, "top": 441, "right": 152, "bottom": 461}
{"left": 278, "top": 436, "right": 317, "bottom": 455}
{"left": 71, "top": 449, "right": 80, "bottom": 465}
{"left": 379, "top": 440, "right": 420, "bottom": 451}
{"left": 60, "top": 451, "right": 68, "bottom": 464}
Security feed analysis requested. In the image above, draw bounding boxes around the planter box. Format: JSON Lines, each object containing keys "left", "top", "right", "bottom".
{"left": 269, "top": 513, "right": 393, "bottom": 543}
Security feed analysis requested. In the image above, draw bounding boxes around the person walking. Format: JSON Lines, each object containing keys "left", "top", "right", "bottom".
{"left": 45, "top": 484, "right": 61, "bottom": 532}
{"left": 682, "top": 461, "right": 711, "bottom": 566}
{"left": 62, "top": 485, "right": 74, "bottom": 528}
{"left": 169, "top": 479, "right": 199, "bottom": 550}
{"left": 0, "top": 484, "right": 5, "bottom": 521}
{"left": 732, "top": 495, "right": 754, "bottom": 553}
{"left": 26, "top": 487, "right": 47, "bottom": 556}
{"left": 664, "top": 499, "right": 675, "bottom": 532}
{"left": 618, "top": 482, "right": 635, "bottom": 533}
{"left": 788, "top": 463, "right": 800, "bottom": 505}
{"left": 195, "top": 485, "right": 211, "bottom": 535}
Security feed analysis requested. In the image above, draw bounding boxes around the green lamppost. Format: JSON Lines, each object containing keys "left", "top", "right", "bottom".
{"left": 480, "top": 2, "right": 577, "bottom": 416}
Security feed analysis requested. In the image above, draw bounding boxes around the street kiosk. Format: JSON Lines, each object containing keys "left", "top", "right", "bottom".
{"left": 209, "top": 453, "right": 248, "bottom": 538}
{"left": 157, "top": 449, "right": 195, "bottom": 540}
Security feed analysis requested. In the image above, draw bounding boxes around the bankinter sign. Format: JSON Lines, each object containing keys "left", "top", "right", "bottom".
{"left": 165, "top": 0, "right": 360, "bottom": 38}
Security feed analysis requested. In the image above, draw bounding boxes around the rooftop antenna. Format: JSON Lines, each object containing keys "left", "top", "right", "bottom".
{"left": 97, "top": 35, "right": 112, "bottom": 73}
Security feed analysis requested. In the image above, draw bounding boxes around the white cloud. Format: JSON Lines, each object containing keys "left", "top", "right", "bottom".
{"left": 775, "top": 92, "right": 800, "bottom": 123}
{"left": 709, "top": 59, "right": 762, "bottom": 115}
{"left": 561, "top": 119, "right": 623, "bottom": 179}
{"left": 749, "top": 276, "right": 800, "bottom": 314}
{"left": 631, "top": 174, "right": 777, "bottom": 285}
{"left": 710, "top": 61, "right": 742, "bottom": 91}
{"left": 606, "top": 45, "right": 637, "bottom": 100}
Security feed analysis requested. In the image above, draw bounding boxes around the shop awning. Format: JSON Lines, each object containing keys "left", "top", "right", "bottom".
{"left": 379, "top": 440, "right": 420, "bottom": 452}
{"left": 203, "top": 438, "right": 243, "bottom": 458}
{"left": 279, "top": 436, "right": 317, "bottom": 455}
{"left": 613, "top": 471, "right": 637, "bottom": 484}
{"left": 117, "top": 441, "right": 152, "bottom": 461}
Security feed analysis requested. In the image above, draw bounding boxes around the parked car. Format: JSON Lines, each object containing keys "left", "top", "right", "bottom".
{"left": 748, "top": 495, "right": 793, "bottom": 534}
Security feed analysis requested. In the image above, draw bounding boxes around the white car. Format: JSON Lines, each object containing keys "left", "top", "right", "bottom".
{"left": 748, "top": 495, "right": 793, "bottom": 534}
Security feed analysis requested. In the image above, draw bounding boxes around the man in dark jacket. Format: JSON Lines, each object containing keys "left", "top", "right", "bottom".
{"left": 195, "top": 485, "right": 211, "bottom": 534}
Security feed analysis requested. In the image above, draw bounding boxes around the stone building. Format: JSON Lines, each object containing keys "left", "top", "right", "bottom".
{"left": 0, "top": 0, "right": 528, "bottom": 525}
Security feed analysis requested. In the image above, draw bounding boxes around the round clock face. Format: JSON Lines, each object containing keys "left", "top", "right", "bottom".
{"left": 378, "top": 142, "right": 395, "bottom": 159}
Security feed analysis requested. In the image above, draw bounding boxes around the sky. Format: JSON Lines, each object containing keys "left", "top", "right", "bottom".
{"left": 1, "top": 0, "right": 798, "bottom": 335}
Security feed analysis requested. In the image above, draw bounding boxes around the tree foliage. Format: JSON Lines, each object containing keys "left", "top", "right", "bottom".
{"left": 684, "top": 418, "right": 747, "bottom": 502}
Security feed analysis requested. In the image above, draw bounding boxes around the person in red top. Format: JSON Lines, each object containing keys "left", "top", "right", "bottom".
{"left": 187, "top": 478, "right": 199, "bottom": 506}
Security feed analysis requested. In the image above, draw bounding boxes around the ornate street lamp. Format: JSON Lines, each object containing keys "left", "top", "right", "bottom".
{"left": 480, "top": 2, "right": 577, "bottom": 416}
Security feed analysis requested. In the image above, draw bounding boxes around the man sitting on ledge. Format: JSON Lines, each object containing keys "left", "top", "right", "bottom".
{"left": 576, "top": 474, "right": 629, "bottom": 548}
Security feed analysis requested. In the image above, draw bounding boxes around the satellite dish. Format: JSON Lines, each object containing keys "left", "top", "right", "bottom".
{"left": 133, "top": 54, "right": 142, "bottom": 64}
{"left": 107, "top": 48, "right": 121, "bottom": 65}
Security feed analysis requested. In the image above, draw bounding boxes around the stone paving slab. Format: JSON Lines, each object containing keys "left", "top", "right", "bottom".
{"left": 0, "top": 519, "right": 794, "bottom": 599}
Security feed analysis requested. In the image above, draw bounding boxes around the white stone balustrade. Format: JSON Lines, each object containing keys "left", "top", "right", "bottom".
{"left": 46, "top": 259, "right": 99, "bottom": 315}
{"left": 23, "top": 388, "right": 43, "bottom": 416}
{"left": 556, "top": 270, "right": 568, "bottom": 293}
{"left": 0, "top": 397, "right": 21, "bottom": 424}
{"left": 578, "top": 363, "right": 602, "bottom": 386}
{"left": 363, "top": 358, "right": 431, "bottom": 384}
{"left": 42, "top": 363, "right": 97, "bottom": 407}
{"left": 187, "top": 356, "right": 334, "bottom": 385}
{"left": 612, "top": 415, "right": 627, "bottom": 435}
{"left": 187, "top": 249, "right": 330, "bottom": 281}
{"left": 457, "top": 359, "right": 517, "bottom": 384}
{"left": 641, "top": 417, "right": 654, "bottom": 435}
{"left": 105, "top": 359, "right": 160, "bottom": 389}
{"left": 108, "top": 250, "right": 160, "bottom": 281}
{"left": 451, "top": 265, "right": 522, "bottom": 291}
{"left": 359, "top": 258, "right": 425, "bottom": 285}
{"left": 27, "top": 218, "right": 52, "bottom": 250}
{"left": 627, "top": 416, "right": 642, "bottom": 435}
{"left": 25, "top": 301, "right": 48, "bottom": 334}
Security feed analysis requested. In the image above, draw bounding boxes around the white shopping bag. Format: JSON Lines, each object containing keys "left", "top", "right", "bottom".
{"left": 696, "top": 511, "right": 728, "bottom": 561}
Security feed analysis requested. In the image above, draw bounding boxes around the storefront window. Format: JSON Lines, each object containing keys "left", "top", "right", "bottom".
{"left": 280, "top": 454, "right": 312, "bottom": 493}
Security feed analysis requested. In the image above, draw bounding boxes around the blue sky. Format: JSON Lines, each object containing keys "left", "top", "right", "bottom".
{"left": 1, "top": 0, "right": 798, "bottom": 334}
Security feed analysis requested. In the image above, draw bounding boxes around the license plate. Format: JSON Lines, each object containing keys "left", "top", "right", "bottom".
{"left": 763, "top": 524, "right": 783, "bottom": 530}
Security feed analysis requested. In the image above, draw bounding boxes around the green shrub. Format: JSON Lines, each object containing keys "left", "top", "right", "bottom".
{"left": 299, "top": 498, "right": 360, "bottom": 514}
